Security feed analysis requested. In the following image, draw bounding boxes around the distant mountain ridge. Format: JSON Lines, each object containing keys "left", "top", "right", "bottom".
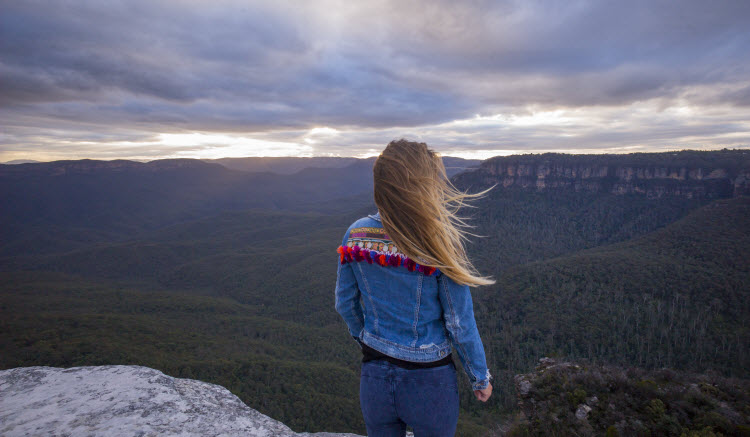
{"left": 205, "top": 156, "right": 360, "bottom": 174}
{"left": 0, "top": 158, "right": 224, "bottom": 177}
{"left": 206, "top": 156, "right": 481, "bottom": 176}
{"left": 455, "top": 149, "right": 750, "bottom": 198}
{"left": 0, "top": 157, "right": 373, "bottom": 232}
{"left": 1, "top": 156, "right": 480, "bottom": 177}
{"left": 1, "top": 159, "right": 40, "bottom": 165}
{"left": 0, "top": 156, "right": 476, "bottom": 254}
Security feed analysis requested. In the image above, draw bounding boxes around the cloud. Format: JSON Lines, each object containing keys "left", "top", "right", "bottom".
{"left": 1, "top": 0, "right": 749, "bottom": 160}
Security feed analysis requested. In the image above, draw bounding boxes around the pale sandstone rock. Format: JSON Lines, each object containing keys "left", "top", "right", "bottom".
{"left": 0, "top": 365, "right": 363, "bottom": 437}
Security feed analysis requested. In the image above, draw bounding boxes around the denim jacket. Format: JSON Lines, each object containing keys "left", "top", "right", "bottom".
{"left": 334, "top": 212, "right": 491, "bottom": 390}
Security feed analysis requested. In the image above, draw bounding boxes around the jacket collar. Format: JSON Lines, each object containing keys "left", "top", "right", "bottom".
{"left": 368, "top": 211, "right": 382, "bottom": 222}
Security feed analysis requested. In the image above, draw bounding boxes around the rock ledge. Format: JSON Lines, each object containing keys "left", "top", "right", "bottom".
{"left": 0, "top": 365, "right": 362, "bottom": 437}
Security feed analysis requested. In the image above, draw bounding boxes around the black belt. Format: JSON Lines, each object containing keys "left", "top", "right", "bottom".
{"left": 361, "top": 343, "right": 454, "bottom": 369}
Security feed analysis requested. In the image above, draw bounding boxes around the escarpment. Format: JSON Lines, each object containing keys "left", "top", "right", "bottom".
{"left": 453, "top": 149, "right": 750, "bottom": 199}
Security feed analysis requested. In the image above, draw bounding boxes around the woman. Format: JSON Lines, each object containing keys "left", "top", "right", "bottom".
{"left": 335, "top": 139, "right": 494, "bottom": 436}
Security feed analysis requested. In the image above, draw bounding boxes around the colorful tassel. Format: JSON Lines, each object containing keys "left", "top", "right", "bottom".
{"left": 389, "top": 254, "right": 399, "bottom": 267}
{"left": 352, "top": 245, "right": 366, "bottom": 262}
{"left": 335, "top": 245, "right": 438, "bottom": 276}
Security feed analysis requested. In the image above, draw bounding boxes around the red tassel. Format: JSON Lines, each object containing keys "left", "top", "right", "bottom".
{"left": 388, "top": 254, "right": 399, "bottom": 267}
{"left": 337, "top": 245, "right": 437, "bottom": 274}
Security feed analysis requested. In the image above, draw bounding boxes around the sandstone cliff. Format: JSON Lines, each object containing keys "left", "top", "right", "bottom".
{"left": 453, "top": 149, "right": 750, "bottom": 199}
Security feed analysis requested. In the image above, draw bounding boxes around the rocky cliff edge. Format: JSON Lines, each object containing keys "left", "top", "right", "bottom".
{"left": 0, "top": 365, "right": 363, "bottom": 437}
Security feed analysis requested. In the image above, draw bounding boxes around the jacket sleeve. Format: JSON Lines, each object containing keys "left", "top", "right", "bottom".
{"left": 437, "top": 272, "right": 491, "bottom": 390}
{"left": 334, "top": 231, "right": 364, "bottom": 345}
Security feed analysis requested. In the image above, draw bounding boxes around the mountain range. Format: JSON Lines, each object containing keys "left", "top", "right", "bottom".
{"left": 1, "top": 150, "right": 748, "bottom": 436}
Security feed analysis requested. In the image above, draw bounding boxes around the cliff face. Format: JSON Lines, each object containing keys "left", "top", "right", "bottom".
{"left": 0, "top": 365, "right": 363, "bottom": 437}
{"left": 453, "top": 149, "right": 750, "bottom": 199}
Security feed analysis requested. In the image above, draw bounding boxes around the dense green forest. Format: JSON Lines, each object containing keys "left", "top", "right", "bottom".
{"left": 468, "top": 188, "right": 709, "bottom": 273}
{"left": 1, "top": 153, "right": 748, "bottom": 435}
{"left": 473, "top": 196, "right": 750, "bottom": 415}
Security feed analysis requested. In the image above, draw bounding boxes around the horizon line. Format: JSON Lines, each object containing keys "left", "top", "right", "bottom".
{"left": 3, "top": 146, "right": 749, "bottom": 165}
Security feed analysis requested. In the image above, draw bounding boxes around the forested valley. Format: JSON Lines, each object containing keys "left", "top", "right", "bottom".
{"left": 1, "top": 150, "right": 748, "bottom": 435}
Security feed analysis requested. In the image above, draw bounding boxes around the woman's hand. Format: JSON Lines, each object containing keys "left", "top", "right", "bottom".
{"left": 473, "top": 382, "right": 492, "bottom": 402}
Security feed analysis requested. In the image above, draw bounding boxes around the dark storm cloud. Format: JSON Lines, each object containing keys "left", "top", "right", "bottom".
{"left": 1, "top": 0, "right": 749, "bottom": 160}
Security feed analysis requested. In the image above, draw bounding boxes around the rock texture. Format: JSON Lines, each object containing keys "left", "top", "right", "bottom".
{"left": 0, "top": 365, "right": 363, "bottom": 437}
{"left": 453, "top": 150, "right": 750, "bottom": 199}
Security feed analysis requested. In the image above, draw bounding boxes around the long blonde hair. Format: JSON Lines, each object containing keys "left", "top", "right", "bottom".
{"left": 373, "top": 139, "right": 495, "bottom": 287}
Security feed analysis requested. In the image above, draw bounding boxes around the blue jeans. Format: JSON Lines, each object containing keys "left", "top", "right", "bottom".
{"left": 360, "top": 360, "right": 459, "bottom": 437}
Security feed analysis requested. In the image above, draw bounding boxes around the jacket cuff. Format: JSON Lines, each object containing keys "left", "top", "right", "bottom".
{"left": 471, "top": 369, "right": 492, "bottom": 390}
{"left": 472, "top": 379, "right": 490, "bottom": 390}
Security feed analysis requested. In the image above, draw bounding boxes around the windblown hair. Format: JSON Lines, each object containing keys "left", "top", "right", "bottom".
{"left": 373, "top": 139, "right": 495, "bottom": 287}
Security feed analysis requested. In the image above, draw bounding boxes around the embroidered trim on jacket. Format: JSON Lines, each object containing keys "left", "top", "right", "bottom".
{"left": 338, "top": 226, "right": 439, "bottom": 275}
{"left": 336, "top": 227, "right": 439, "bottom": 276}
{"left": 336, "top": 245, "right": 439, "bottom": 276}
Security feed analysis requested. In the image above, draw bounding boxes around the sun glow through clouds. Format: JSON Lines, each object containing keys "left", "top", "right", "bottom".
{"left": 157, "top": 133, "right": 313, "bottom": 158}
{"left": 303, "top": 127, "right": 340, "bottom": 145}
{"left": 2, "top": 1, "right": 750, "bottom": 162}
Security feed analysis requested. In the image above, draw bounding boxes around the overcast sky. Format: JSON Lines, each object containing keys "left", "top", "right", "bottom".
{"left": 1, "top": 0, "right": 749, "bottom": 161}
